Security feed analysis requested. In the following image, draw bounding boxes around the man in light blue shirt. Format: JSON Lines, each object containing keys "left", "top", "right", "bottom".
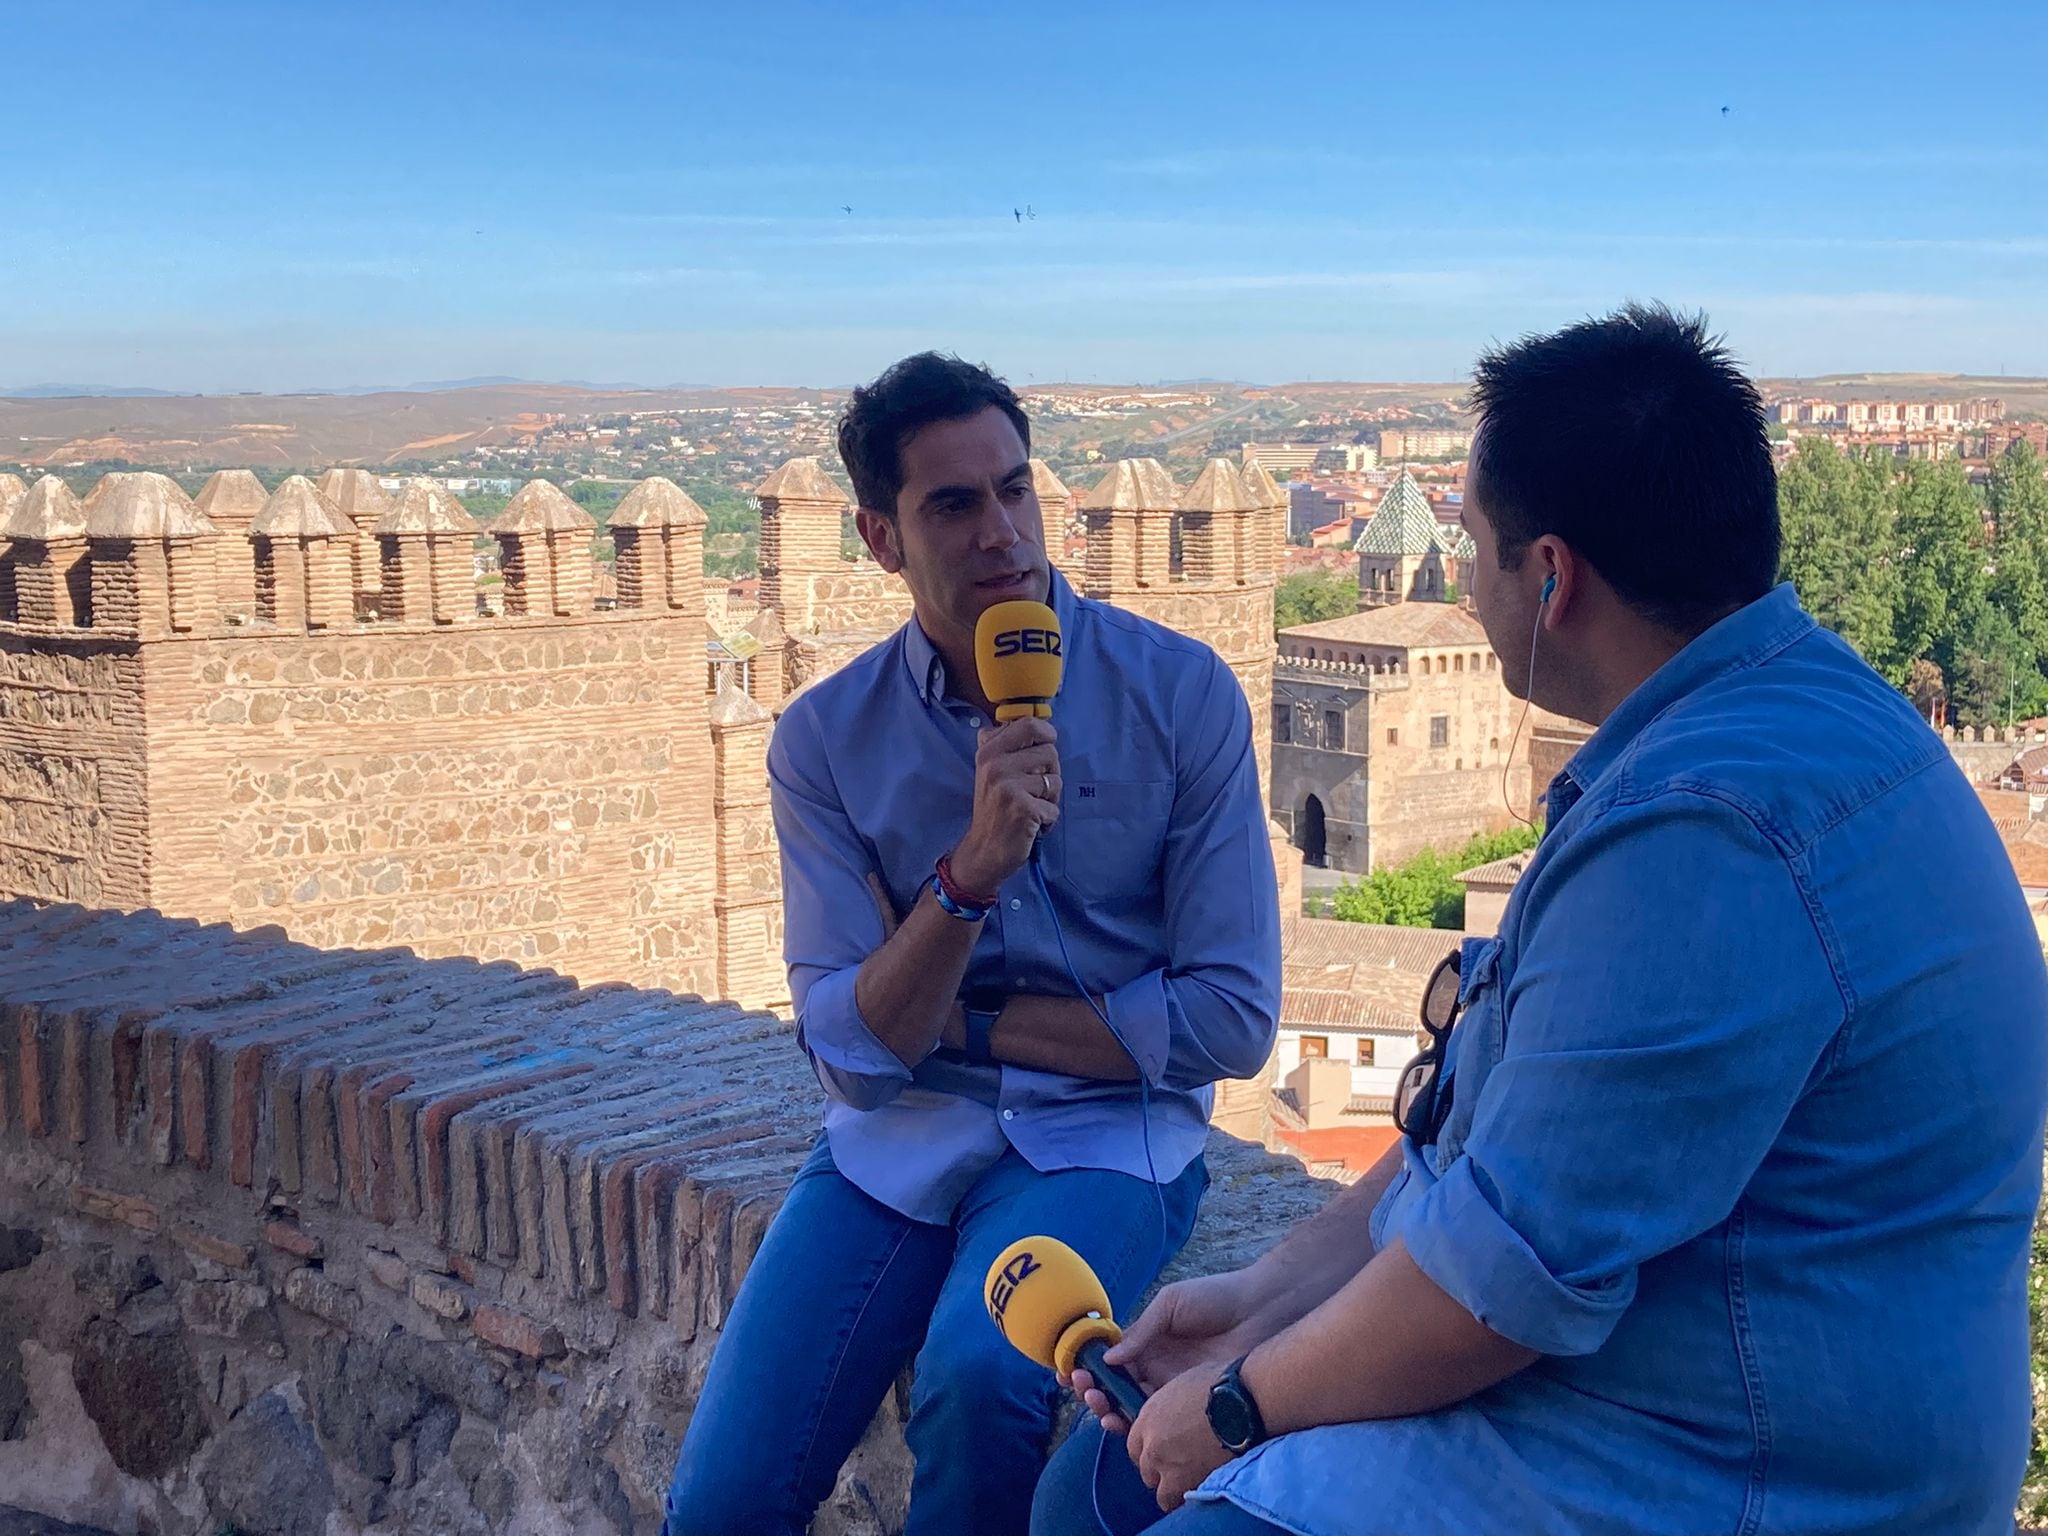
{"left": 663, "top": 353, "right": 1281, "bottom": 1536}
{"left": 1037, "top": 304, "right": 2048, "bottom": 1535}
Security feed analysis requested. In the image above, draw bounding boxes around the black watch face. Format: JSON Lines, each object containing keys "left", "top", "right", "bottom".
{"left": 1209, "top": 1383, "right": 1255, "bottom": 1449}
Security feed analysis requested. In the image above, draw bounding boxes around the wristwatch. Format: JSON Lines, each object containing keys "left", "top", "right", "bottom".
{"left": 962, "top": 1000, "right": 1001, "bottom": 1067}
{"left": 1206, "top": 1355, "right": 1269, "bottom": 1455}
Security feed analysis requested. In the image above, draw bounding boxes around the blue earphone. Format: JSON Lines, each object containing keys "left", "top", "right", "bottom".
{"left": 1541, "top": 573, "right": 1557, "bottom": 603}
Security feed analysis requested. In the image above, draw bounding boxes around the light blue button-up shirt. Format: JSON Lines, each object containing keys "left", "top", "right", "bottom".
{"left": 1201, "top": 584, "right": 2048, "bottom": 1535}
{"left": 768, "top": 567, "right": 1282, "bottom": 1225}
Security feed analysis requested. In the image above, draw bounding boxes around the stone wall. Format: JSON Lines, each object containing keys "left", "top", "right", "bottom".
{"left": 0, "top": 637, "right": 149, "bottom": 910}
{"left": 1269, "top": 653, "right": 1525, "bottom": 874}
{"left": 1945, "top": 724, "right": 2042, "bottom": 784}
{"left": 141, "top": 612, "right": 719, "bottom": 995}
{"left": 0, "top": 900, "right": 1333, "bottom": 1536}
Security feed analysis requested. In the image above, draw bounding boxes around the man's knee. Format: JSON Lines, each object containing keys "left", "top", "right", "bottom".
{"left": 911, "top": 1321, "right": 1057, "bottom": 1427}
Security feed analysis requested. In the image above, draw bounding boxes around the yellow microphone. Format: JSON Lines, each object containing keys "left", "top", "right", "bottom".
{"left": 974, "top": 599, "right": 1063, "bottom": 723}
{"left": 985, "top": 1235, "right": 1148, "bottom": 1422}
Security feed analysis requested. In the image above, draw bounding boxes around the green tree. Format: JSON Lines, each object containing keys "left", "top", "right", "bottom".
{"left": 1893, "top": 456, "right": 1991, "bottom": 687}
{"left": 1274, "top": 568, "right": 1358, "bottom": 632}
{"left": 1328, "top": 823, "right": 1542, "bottom": 930}
{"left": 1776, "top": 440, "right": 1903, "bottom": 680}
{"left": 1989, "top": 440, "right": 2048, "bottom": 668}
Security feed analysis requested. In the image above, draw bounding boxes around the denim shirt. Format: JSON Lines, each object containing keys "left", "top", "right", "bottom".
{"left": 770, "top": 567, "right": 1282, "bottom": 1225}
{"left": 1201, "top": 585, "right": 2048, "bottom": 1536}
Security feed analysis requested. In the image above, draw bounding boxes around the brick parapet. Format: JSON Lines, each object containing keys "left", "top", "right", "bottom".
{"left": 0, "top": 899, "right": 1333, "bottom": 1533}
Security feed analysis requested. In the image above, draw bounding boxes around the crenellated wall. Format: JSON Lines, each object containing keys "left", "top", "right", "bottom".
{"left": 0, "top": 471, "right": 781, "bottom": 1010}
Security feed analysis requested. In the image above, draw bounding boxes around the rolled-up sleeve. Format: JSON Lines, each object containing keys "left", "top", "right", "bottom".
{"left": 768, "top": 700, "right": 915, "bottom": 1111}
{"left": 1397, "top": 791, "right": 1846, "bottom": 1356}
{"left": 1102, "top": 653, "right": 1281, "bottom": 1091}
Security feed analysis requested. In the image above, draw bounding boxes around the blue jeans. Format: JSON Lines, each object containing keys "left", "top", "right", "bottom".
{"left": 1029, "top": 1416, "right": 1290, "bottom": 1536}
{"left": 662, "top": 1139, "right": 1208, "bottom": 1536}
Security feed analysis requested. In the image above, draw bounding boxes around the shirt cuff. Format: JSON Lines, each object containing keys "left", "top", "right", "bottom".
{"left": 1399, "top": 1155, "right": 1635, "bottom": 1357}
{"left": 1099, "top": 968, "right": 1172, "bottom": 1086}
{"left": 797, "top": 966, "right": 914, "bottom": 1106}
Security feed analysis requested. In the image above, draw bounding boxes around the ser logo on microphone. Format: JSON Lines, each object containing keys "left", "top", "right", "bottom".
{"left": 991, "top": 628, "right": 1061, "bottom": 659}
{"left": 985, "top": 1248, "right": 1041, "bottom": 1333}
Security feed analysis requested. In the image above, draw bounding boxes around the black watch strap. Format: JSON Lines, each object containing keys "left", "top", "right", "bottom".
{"left": 1207, "top": 1353, "right": 1269, "bottom": 1454}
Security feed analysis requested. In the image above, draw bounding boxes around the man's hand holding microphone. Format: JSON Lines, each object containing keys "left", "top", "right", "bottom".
{"left": 946, "top": 716, "right": 1060, "bottom": 896}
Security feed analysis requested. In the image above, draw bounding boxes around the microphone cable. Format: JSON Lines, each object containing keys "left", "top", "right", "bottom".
{"left": 1029, "top": 860, "right": 1168, "bottom": 1286}
{"left": 1031, "top": 858, "right": 1168, "bottom": 1527}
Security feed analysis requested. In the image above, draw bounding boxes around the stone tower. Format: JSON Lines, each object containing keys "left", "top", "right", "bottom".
{"left": 194, "top": 469, "right": 270, "bottom": 621}
{"left": 1078, "top": 456, "right": 1279, "bottom": 789}
{"left": 314, "top": 468, "right": 394, "bottom": 617}
{"left": 1031, "top": 459, "right": 1073, "bottom": 575}
{"left": 1356, "top": 471, "right": 1469, "bottom": 606}
{"left": 4, "top": 477, "right": 91, "bottom": 629}
{"left": 375, "top": 478, "right": 481, "bottom": 625}
{"left": 708, "top": 678, "right": 786, "bottom": 1011}
{"left": 250, "top": 476, "right": 358, "bottom": 631}
{"left": 755, "top": 457, "right": 846, "bottom": 633}
{"left": 492, "top": 479, "right": 597, "bottom": 618}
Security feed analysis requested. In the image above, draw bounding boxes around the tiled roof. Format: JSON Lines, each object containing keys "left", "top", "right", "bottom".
{"left": 2004, "top": 819, "right": 2048, "bottom": 887}
{"left": 1455, "top": 853, "right": 1530, "bottom": 887}
{"left": 1353, "top": 472, "right": 1443, "bottom": 556}
{"left": 1279, "top": 985, "right": 1418, "bottom": 1034}
{"left": 1279, "top": 601, "right": 1487, "bottom": 650}
{"left": 1284, "top": 915, "right": 1456, "bottom": 972}
{"left": 1438, "top": 521, "right": 1477, "bottom": 559}
{"left": 1239, "top": 459, "right": 1284, "bottom": 508}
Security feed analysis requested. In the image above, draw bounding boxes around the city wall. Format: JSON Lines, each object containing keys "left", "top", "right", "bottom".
{"left": 0, "top": 901, "right": 1332, "bottom": 1536}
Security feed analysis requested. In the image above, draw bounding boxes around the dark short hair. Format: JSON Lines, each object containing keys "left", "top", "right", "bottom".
{"left": 1467, "top": 302, "right": 1779, "bottom": 636}
{"left": 837, "top": 352, "right": 1031, "bottom": 516}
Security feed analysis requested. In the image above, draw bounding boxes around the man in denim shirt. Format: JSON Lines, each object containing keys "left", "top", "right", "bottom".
{"left": 665, "top": 354, "right": 1281, "bottom": 1536}
{"left": 1037, "top": 304, "right": 2048, "bottom": 1535}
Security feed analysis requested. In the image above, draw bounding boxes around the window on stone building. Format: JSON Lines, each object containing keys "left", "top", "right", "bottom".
{"left": 1490, "top": 737, "right": 1499, "bottom": 750}
{"left": 1300, "top": 1035, "right": 1329, "bottom": 1059}
{"left": 1274, "top": 705, "right": 1292, "bottom": 744}
{"left": 1419, "top": 656, "right": 1431, "bottom": 675}
{"left": 1486, "top": 655, "right": 1496, "bottom": 670}
{"left": 1431, "top": 716, "right": 1449, "bottom": 748}
{"left": 1323, "top": 708, "right": 1345, "bottom": 750}
{"left": 1455, "top": 654, "right": 1465, "bottom": 672}
{"left": 1471, "top": 652, "right": 1482, "bottom": 670}
{"left": 1356, "top": 1038, "right": 1376, "bottom": 1067}
{"left": 1386, "top": 728, "right": 1399, "bottom": 746}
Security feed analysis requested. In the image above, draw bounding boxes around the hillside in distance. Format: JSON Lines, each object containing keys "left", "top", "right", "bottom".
{"left": 0, "top": 382, "right": 840, "bottom": 471}
{"left": 3, "top": 373, "right": 2040, "bottom": 477}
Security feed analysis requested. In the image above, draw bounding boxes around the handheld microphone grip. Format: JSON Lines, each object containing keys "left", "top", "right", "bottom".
{"left": 985, "top": 1236, "right": 1150, "bottom": 1419}
{"left": 1073, "top": 1335, "right": 1148, "bottom": 1422}
{"left": 976, "top": 599, "right": 1063, "bottom": 863}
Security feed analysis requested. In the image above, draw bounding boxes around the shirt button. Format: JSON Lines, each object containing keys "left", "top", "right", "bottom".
{"left": 1008, "top": 898, "right": 1022, "bottom": 911}
{"left": 968, "top": 715, "right": 983, "bottom": 728}
{"left": 1012, "top": 976, "right": 1026, "bottom": 988}
{"left": 1001, "top": 1108, "right": 1016, "bottom": 1121}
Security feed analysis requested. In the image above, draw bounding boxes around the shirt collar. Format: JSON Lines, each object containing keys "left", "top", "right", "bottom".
{"left": 901, "top": 564, "right": 1078, "bottom": 708}
{"left": 1552, "top": 582, "right": 1815, "bottom": 811}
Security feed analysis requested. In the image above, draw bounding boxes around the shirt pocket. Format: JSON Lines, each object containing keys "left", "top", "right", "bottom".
{"left": 1430, "top": 935, "right": 1506, "bottom": 1174}
{"left": 1057, "top": 779, "right": 1174, "bottom": 898}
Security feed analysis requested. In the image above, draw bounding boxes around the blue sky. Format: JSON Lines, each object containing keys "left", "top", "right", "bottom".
{"left": 6, "top": 0, "right": 2046, "bottom": 391}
